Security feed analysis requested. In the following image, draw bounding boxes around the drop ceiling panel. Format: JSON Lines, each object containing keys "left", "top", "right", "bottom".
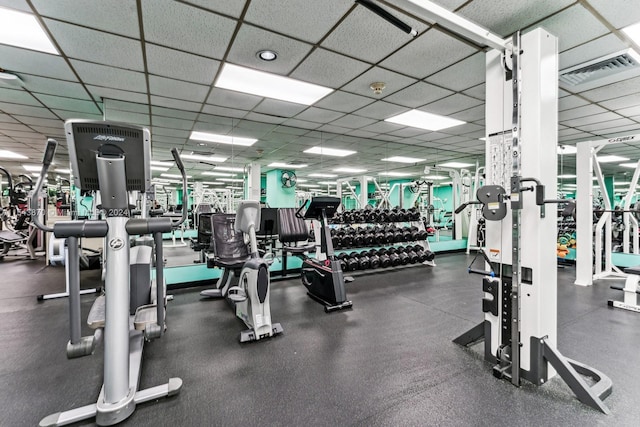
{"left": 321, "top": 5, "right": 428, "bottom": 64}
{"left": 86, "top": 85, "right": 148, "bottom": 104}
{"left": 51, "top": 110, "right": 102, "bottom": 121}
{"left": 226, "top": 25, "right": 313, "bottom": 75}
{"left": 146, "top": 44, "right": 220, "bottom": 85}
{"left": 32, "top": 94, "right": 101, "bottom": 114}
{"left": 33, "top": 0, "right": 140, "bottom": 38}
{"left": 450, "top": 105, "right": 485, "bottom": 122}
{"left": 243, "top": 112, "right": 287, "bottom": 125}
{"left": 104, "top": 99, "right": 149, "bottom": 114}
{"left": 378, "top": 82, "right": 454, "bottom": 109}
{"left": 534, "top": 4, "right": 609, "bottom": 52}
{"left": 19, "top": 75, "right": 88, "bottom": 99}
{"left": 457, "top": 0, "right": 574, "bottom": 37}
{"left": 0, "top": 88, "right": 41, "bottom": 106}
{"left": 578, "top": 118, "right": 636, "bottom": 133}
{"left": 314, "top": 91, "right": 374, "bottom": 113}
{"left": 616, "top": 105, "right": 640, "bottom": 117}
{"left": 44, "top": 19, "right": 144, "bottom": 70}
{"left": 426, "top": 52, "right": 485, "bottom": 91}
{"left": 422, "top": 93, "right": 483, "bottom": 115}
{"left": 353, "top": 101, "right": 408, "bottom": 121}
{"left": 104, "top": 110, "right": 150, "bottom": 126}
{"left": 559, "top": 104, "right": 608, "bottom": 121}
{"left": 148, "top": 75, "right": 209, "bottom": 103}
{"left": 0, "top": 0, "right": 29, "bottom": 11}
{"left": 329, "top": 115, "right": 377, "bottom": 129}
{"left": 10, "top": 116, "right": 60, "bottom": 128}
{"left": 0, "top": 122, "right": 34, "bottom": 132}
{"left": 151, "top": 95, "right": 202, "bottom": 112}
{"left": 152, "top": 116, "right": 194, "bottom": 130}
{"left": 244, "top": 0, "right": 354, "bottom": 44}
{"left": 380, "top": 28, "right": 478, "bottom": 79}
{"left": 358, "top": 121, "right": 404, "bottom": 134}
{"left": 559, "top": 34, "right": 626, "bottom": 70}
{"left": 152, "top": 127, "right": 190, "bottom": 138}
{"left": 561, "top": 111, "right": 622, "bottom": 127}
{"left": 182, "top": 0, "right": 247, "bottom": 18}
{"left": 201, "top": 104, "right": 248, "bottom": 119}
{"left": 0, "top": 45, "right": 75, "bottom": 81}
{"left": 588, "top": 0, "right": 640, "bottom": 29}
{"left": 206, "top": 88, "right": 262, "bottom": 110}
{"left": 141, "top": 0, "right": 236, "bottom": 59}
{"left": 290, "top": 48, "right": 370, "bottom": 88}
{"left": 0, "top": 103, "right": 57, "bottom": 119}
{"left": 0, "top": 114, "right": 18, "bottom": 123}
{"left": 580, "top": 76, "right": 640, "bottom": 102}
{"left": 559, "top": 96, "right": 589, "bottom": 111}
{"left": 253, "top": 99, "right": 308, "bottom": 118}
{"left": 599, "top": 94, "right": 640, "bottom": 111}
{"left": 294, "top": 107, "right": 344, "bottom": 124}
{"left": 71, "top": 60, "right": 146, "bottom": 92}
{"left": 342, "top": 67, "right": 417, "bottom": 98}
{"left": 151, "top": 107, "right": 198, "bottom": 121}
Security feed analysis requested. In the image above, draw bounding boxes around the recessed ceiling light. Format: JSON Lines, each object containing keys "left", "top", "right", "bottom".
{"left": 202, "top": 171, "right": 235, "bottom": 177}
{"left": 180, "top": 153, "right": 228, "bottom": 162}
{"left": 304, "top": 146, "right": 356, "bottom": 157}
{"left": 622, "top": 22, "right": 640, "bottom": 45}
{"left": 215, "top": 63, "right": 333, "bottom": 105}
{"left": 0, "top": 150, "right": 27, "bottom": 159}
{"left": 216, "top": 178, "right": 244, "bottom": 182}
{"left": 308, "top": 173, "right": 338, "bottom": 178}
{"left": 215, "top": 166, "right": 244, "bottom": 172}
{"left": 161, "top": 173, "right": 192, "bottom": 178}
{"left": 334, "top": 167, "right": 367, "bottom": 173}
{"left": 557, "top": 174, "right": 577, "bottom": 179}
{"left": 0, "top": 7, "right": 59, "bottom": 54}
{"left": 317, "top": 181, "right": 336, "bottom": 185}
{"left": 557, "top": 145, "right": 577, "bottom": 155}
{"left": 190, "top": 131, "right": 257, "bottom": 147}
{"left": 421, "top": 175, "right": 448, "bottom": 180}
{"left": 620, "top": 162, "right": 639, "bottom": 168}
{"left": 597, "top": 155, "right": 629, "bottom": 163}
{"left": 379, "top": 171, "right": 413, "bottom": 177}
{"left": 257, "top": 49, "right": 278, "bottom": 61}
{"left": 150, "top": 166, "right": 169, "bottom": 172}
{"left": 381, "top": 156, "right": 425, "bottom": 164}
{"left": 438, "top": 162, "right": 474, "bottom": 168}
{"left": 22, "top": 164, "right": 41, "bottom": 172}
{"left": 385, "top": 110, "right": 466, "bottom": 131}
{"left": 268, "top": 162, "right": 308, "bottom": 168}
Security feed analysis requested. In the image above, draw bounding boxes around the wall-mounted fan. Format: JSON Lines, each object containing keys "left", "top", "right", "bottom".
{"left": 281, "top": 170, "right": 297, "bottom": 188}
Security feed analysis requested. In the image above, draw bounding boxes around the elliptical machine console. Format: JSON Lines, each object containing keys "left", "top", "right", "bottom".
{"left": 296, "top": 196, "right": 353, "bottom": 313}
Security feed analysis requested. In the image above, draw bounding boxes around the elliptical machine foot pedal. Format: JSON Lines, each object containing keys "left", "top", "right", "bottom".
{"left": 134, "top": 304, "right": 158, "bottom": 331}
{"left": 87, "top": 295, "right": 106, "bottom": 329}
{"left": 200, "top": 289, "right": 223, "bottom": 299}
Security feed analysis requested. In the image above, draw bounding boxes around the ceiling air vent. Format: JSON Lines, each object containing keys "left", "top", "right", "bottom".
{"left": 559, "top": 49, "right": 640, "bottom": 91}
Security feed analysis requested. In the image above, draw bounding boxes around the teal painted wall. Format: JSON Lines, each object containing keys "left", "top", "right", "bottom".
{"left": 266, "top": 169, "right": 296, "bottom": 207}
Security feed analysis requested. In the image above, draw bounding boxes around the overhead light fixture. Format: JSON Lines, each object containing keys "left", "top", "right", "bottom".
{"left": 0, "top": 150, "right": 27, "bottom": 159}
{"left": 215, "top": 63, "right": 333, "bottom": 105}
{"left": 0, "top": 71, "right": 25, "bottom": 88}
{"left": 379, "top": 171, "right": 413, "bottom": 177}
{"left": 151, "top": 160, "right": 174, "bottom": 167}
{"left": 386, "top": 110, "right": 465, "bottom": 131}
{"left": 334, "top": 167, "right": 367, "bottom": 173}
{"left": 215, "top": 166, "right": 244, "bottom": 172}
{"left": 216, "top": 178, "right": 244, "bottom": 182}
{"left": 202, "top": 171, "right": 236, "bottom": 177}
{"left": 557, "top": 174, "right": 577, "bottom": 179}
{"left": 308, "top": 173, "right": 338, "bottom": 178}
{"left": 22, "top": 164, "right": 42, "bottom": 172}
{"left": 614, "top": 181, "right": 630, "bottom": 186}
{"left": 304, "top": 146, "right": 356, "bottom": 157}
{"left": 437, "top": 162, "right": 474, "bottom": 168}
{"left": 190, "top": 131, "right": 257, "bottom": 147}
{"left": 202, "top": 181, "right": 226, "bottom": 185}
{"left": 296, "top": 178, "right": 308, "bottom": 183}
{"left": 620, "top": 162, "right": 639, "bottom": 168}
{"left": 0, "top": 7, "right": 59, "bottom": 54}
{"left": 421, "top": 175, "right": 448, "bottom": 180}
{"left": 268, "top": 162, "right": 308, "bottom": 168}
{"left": 317, "top": 181, "right": 336, "bottom": 185}
{"left": 298, "top": 183, "right": 320, "bottom": 188}
{"left": 381, "top": 156, "right": 425, "bottom": 164}
{"left": 622, "top": 22, "right": 640, "bottom": 45}
{"left": 151, "top": 166, "right": 170, "bottom": 172}
{"left": 31, "top": 172, "right": 45, "bottom": 177}
{"left": 180, "top": 153, "right": 228, "bottom": 162}
{"left": 557, "top": 145, "right": 577, "bottom": 155}
{"left": 257, "top": 49, "right": 278, "bottom": 61}
{"left": 161, "top": 173, "right": 192, "bottom": 178}
{"left": 54, "top": 168, "right": 71, "bottom": 174}
{"left": 597, "top": 155, "right": 629, "bottom": 163}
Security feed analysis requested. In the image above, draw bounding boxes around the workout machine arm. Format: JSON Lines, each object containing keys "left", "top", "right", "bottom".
{"left": 30, "top": 138, "right": 57, "bottom": 233}
{"left": 170, "top": 147, "right": 188, "bottom": 227}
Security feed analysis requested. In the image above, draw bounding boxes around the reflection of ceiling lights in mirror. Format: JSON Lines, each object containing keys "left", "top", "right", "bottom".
{"left": 215, "top": 63, "right": 333, "bottom": 105}
{"left": 437, "top": 162, "right": 473, "bottom": 168}
{"left": 304, "top": 147, "right": 356, "bottom": 157}
{"left": 151, "top": 160, "right": 174, "bottom": 167}
{"left": 22, "top": 164, "right": 41, "bottom": 171}
{"left": 385, "top": 110, "right": 465, "bottom": 131}
{"left": 202, "top": 171, "right": 235, "bottom": 177}
{"left": 597, "top": 155, "right": 629, "bottom": 162}
{"left": 421, "top": 175, "right": 448, "bottom": 180}
{"left": 0, "top": 150, "right": 27, "bottom": 159}
{"left": 381, "top": 156, "right": 425, "bottom": 163}
{"left": 202, "top": 181, "right": 225, "bottom": 185}
{"left": 215, "top": 166, "right": 244, "bottom": 172}
{"left": 54, "top": 168, "right": 71, "bottom": 174}
{"left": 190, "top": 131, "right": 257, "bottom": 147}
{"left": 268, "top": 162, "right": 308, "bottom": 168}
{"left": 557, "top": 174, "right": 577, "bottom": 178}
{"left": 317, "top": 181, "right": 336, "bottom": 185}
{"left": 181, "top": 153, "right": 228, "bottom": 162}
{"left": 0, "top": 7, "right": 59, "bottom": 54}
{"left": 216, "top": 178, "right": 243, "bottom": 182}
{"left": 308, "top": 173, "right": 337, "bottom": 178}
{"left": 334, "top": 167, "right": 366, "bottom": 173}
{"left": 298, "top": 183, "right": 320, "bottom": 188}
{"left": 161, "top": 173, "right": 192, "bottom": 178}
{"left": 379, "top": 171, "right": 413, "bottom": 177}
{"left": 620, "top": 162, "right": 639, "bottom": 168}
{"left": 150, "top": 166, "right": 169, "bottom": 171}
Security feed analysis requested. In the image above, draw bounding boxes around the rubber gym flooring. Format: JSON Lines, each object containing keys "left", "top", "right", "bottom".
{"left": 1, "top": 252, "right": 638, "bottom": 426}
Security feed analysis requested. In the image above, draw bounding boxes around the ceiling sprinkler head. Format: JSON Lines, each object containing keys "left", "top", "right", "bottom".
{"left": 370, "top": 82, "right": 386, "bottom": 95}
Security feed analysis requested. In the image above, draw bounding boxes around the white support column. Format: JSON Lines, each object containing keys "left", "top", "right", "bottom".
{"left": 359, "top": 175, "right": 368, "bottom": 208}
{"left": 575, "top": 141, "right": 594, "bottom": 286}
{"left": 246, "top": 162, "right": 260, "bottom": 202}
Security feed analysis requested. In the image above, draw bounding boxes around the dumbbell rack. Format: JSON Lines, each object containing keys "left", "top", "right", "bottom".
{"left": 329, "top": 208, "right": 436, "bottom": 274}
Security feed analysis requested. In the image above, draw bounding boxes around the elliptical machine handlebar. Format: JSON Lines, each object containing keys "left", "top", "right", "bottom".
{"left": 170, "top": 147, "right": 188, "bottom": 228}
{"left": 30, "top": 138, "right": 58, "bottom": 233}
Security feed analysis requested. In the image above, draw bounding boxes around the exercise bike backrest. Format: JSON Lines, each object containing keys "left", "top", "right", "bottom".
{"left": 234, "top": 201, "right": 261, "bottom": 257}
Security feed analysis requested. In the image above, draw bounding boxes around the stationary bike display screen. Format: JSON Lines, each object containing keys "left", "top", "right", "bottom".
{"left": 65, "top": 120, "right": 151, "bottom": 192}
{"left": 299, "top": 196, "right": 341, "bottom": 219}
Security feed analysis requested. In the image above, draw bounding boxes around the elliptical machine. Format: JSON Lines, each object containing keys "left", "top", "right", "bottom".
{"left": 201, "top": 201, "right": 282, "bottom": 342}
{"left": 295, "top": 196, "right": 352, "bottom": 313}
{"left": 33, "top": 120, "right": 186, "bottom": 426}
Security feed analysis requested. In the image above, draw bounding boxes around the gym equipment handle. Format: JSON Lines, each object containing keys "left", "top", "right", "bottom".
{"left": 170, "top": 148, "right": 188, "bottom": 227}
{"left": 30, "top": 138, "right": 58, "bottom": 233}
{"left": 468, "top": 267, "right": 495, "bottom": 277}
{"left": 455, "top": 201, "right": 481, "bottom": 215}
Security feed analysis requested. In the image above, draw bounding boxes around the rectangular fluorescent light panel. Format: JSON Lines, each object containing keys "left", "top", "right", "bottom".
{"left": 334, "top": 167, "right": 367, "bottom": 173}
{"left": 161, "top": 173, "right": 192, "bottom": 178}
{"left": 216, "top": 63, "right": 333, "bottom": 105}
{"left": 557, "top": 174, "right": 577, "bottom": 179}
{"left": 318, "top": 181, "right": 336, "bottom": 185}
{"left": 381, "top": 156, "right": 425, "bottom": 164}
{"left": 202, "top": 171, "right": 235, "bottom": 177}
{"left": 438, "top": 162, "right": 474, "bottom": 168}
{"left": 385, "top": 110, "right": 465, "bottom": 131}
{"left": 557, "top": 145, "right": 577, "bottom": 155}
{"left": 597, "top": 155, "right": 629, "bottom": 163}
{"left": 216, "top": 178, "right": 244, "bottom": 182}
{"left": 151, "top": 160, "right": 174, "bottom": 167}
{"left": 22, "top": 164, "right": 42, "bottom": 172}
{"left": 421, "top": 175, "right": 448, "bottom": 180}
{"left": 151, "top": 166, "right": 169, "bottom": 171}
{"left": 215, "top": 166, "right": 244, "bottom": 172}
{"left": 268, "top": 162, "right": 308, "bottom": 168}
{"left": 379, "top": 171, "right": 413, "bottom": 177}
{"left": 202, "top": 181, "right": 225, "bottom": 185}
{"left": 180, "top": 153, "right": 228, "bottom": 162}
{"left": 54, "top": 168, "right": 71, "bottom": 174}
{"left": 0, "top": 150, "right": 27, "bottom": 159}
{"left": 0, "top": 7, "right": 58, "bottom": 54}
{"left": 308, "top": 173, "right": 337, "bottom": 178}
{"left": 620, "top": 162, "right": 639, "bottom": 168}
{"left": 304, "top": 146, "right": 356, "bottom": 157}
{"left": 190, "top": 131, "right": 257, "bottom": 147}
{"left": 296, "top": 179, "right": 308, "bottom": 183}
{"left": 298, "top": 183, "right": 320, "bottom": 188}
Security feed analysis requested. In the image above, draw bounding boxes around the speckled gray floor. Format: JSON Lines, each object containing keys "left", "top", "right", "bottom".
{"left": 1, "top": 253, "right": 638, "bottom": 426}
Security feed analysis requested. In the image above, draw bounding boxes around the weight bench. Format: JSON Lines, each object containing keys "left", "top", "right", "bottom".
{"left": 608, "top": 266, "right": 640, "bottom": 313}
{"left": 0, "top": 229, "right": 35, "bottom": 259}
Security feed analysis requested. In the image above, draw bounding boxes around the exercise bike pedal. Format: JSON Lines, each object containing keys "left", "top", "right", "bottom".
{"left": 227, "top": 286, "right": 247, "bottom": 302}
